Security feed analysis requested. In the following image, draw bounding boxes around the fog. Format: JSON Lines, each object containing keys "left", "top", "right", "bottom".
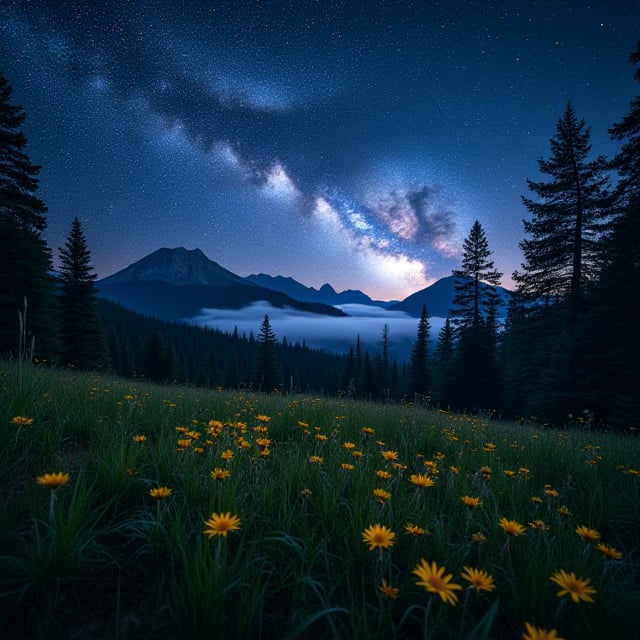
{"left": 191, "top": 302, "right": 447, "bottom": 361}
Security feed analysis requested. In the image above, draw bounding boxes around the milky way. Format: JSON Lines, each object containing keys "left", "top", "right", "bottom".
{"left": 1, "top": 0, "right": 637, "bottom": 299}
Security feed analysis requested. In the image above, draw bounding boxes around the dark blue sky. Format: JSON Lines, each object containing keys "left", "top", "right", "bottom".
{"left": 1, "top": 0, "right": 638, "bottom": 299}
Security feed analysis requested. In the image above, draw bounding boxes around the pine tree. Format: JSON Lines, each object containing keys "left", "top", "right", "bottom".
{"left": 141, "top": 331, "right": 166, "bottom": 382}
{"left": 378, "top": 323, "right": 391, "bottom": 400}
{"left": 609, "top": 41, "right": 640, "bottom": 201}
{"left": 0, "top": 73, "right": 58, "bottom": 359}
{"left": 449, "top": 221, "right": 503, "bottom": 412}
{"left": 514, "top": 102, "right": 615, "bottom": 311}
{"left": 57, "top": 216, "right": 106, "bottom": 369}
{"left": 583, "top": 41, "right": 640, "bottom": 426}
{"left": 451, "top": 220, "right": 502, "bottom": 332}
{"left": 432, "top": 317, "right": 455, "bottom": 406}
{"left": 407, "top": 305, "right": 431, "bottom": 401}
{"left": 252, "top": 314, "right": 282, "bottom": 391}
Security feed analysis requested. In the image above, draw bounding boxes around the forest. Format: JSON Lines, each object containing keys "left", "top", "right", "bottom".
{"left": 1, "top": 41, "right": 639, "bottom": 430}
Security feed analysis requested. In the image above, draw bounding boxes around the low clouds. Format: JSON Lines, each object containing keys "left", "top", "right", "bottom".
{"left": 191, "top": 302, "right": 447, "bottom": 361}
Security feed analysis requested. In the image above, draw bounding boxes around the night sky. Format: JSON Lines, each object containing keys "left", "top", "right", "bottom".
{"left": 1, "top": 1, "right": 638, "bottom": 300}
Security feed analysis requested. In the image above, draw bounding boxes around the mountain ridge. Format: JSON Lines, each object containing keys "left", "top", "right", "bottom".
{"left": 97, "top": 248, "right": 346, "bottom": 320}
{"left": 96, "top": 247, "right": 512, "bottom": 321}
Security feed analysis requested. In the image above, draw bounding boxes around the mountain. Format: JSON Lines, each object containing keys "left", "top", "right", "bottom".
{"left": 99, "top": 247, "right": 247, "bottom": 287}
{"left": 245, "top": 273, "right": 396, "bottom": 307}
{"left": 97, "top": 248, "right": 346, "bottom": 321}
{"left": 387, "top": 275, "right": 512, "bottom": 318}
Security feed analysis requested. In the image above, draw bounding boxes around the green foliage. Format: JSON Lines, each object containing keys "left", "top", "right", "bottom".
{"left": 252, "top": 314, "right": 283, "bottom": 392}
{"left": 1, "top": 360, "right": 638, "bottom": 638}
{"left": 452, "top": 220, "right": 503, "bottom": 332}
{"left": 407, "top": 305, "right": 430, "bottom": 400}
{"left": 0, "top": 73, "right": 58, "bottom": 360}
{"left": 514, "top": 102, "right": 616, "bottom": 309}
{"left": 57, "top": 216, "right": 106, "bottom": 369}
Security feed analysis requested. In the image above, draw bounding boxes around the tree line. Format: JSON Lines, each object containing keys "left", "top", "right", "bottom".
{"left": 1, "top": 41, "right": 639, "bottom": 428}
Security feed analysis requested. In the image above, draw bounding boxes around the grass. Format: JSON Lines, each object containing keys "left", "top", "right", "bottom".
{"left": 1, "top": 360, "right": 638, "bottom": 639}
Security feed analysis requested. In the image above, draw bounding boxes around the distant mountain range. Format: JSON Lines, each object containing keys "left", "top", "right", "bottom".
{"left": 245, "top": 273, "right": 397, "bottom": 307}
{"left": 97, "top": 248, "right": 346, "bottom": 321}
{"left": 96, "top": 247, "right": 512, "bottom": 321}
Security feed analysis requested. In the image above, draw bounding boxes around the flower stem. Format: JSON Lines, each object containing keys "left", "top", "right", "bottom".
{"left": 48, "top": 489, "right": 56, "bottom": 523}
{"left": 423, "top": 596, "right": 434, "bottom": 640}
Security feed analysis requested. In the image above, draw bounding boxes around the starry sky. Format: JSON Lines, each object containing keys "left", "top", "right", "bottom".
{"left": 1, "top": 1, "right": 638, "bottom": 301}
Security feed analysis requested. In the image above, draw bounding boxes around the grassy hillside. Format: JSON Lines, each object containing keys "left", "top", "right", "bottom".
{"left": 1, "top": 360, "right": 638, "bottom": 639}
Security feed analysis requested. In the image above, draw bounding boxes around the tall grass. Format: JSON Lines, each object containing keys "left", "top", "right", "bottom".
{"left": 0, "top": 360, "right": 638, "bottom": 639}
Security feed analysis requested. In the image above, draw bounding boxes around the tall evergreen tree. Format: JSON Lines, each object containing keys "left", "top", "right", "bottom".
{"left": 0, "top": 73, "right": 58, "bottom": 359}
{"left": 432, "top": 317, "right": 455, "bottom": 406}
{"left": 584, "top": 41, "right": 640, "bottom": 426}
{"left": 57, "top": 216, "right": 106, "bottom": 369}
{"left": 609, "top": 41, "right": 640, "bottom": 201}
{"left": 252, "top": 314, "right": 282, "bottom": 391}
{"left": 448, "top": 222, "right": 503, "bottom": 412}
{"left": 141, "top": 330, "right": 167, "bottom": 382}
{"left": 451, "top": 220, "right": 502, "bottom": 332}
{"left": 378, "top": 324, "right": 391, "bottom": 400}
{"left": 513, "top": 102, "right": 615, "bottom": 311}
{"left": 407, "top": 305, "right": 431, "bottom": 400}
{"left": 341, "top": 346, "right": 357, "bottom": 396}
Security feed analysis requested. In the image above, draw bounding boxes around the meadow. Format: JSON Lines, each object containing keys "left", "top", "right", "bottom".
{"left": 1, "top": 360, "right": 638, "bottom": 639}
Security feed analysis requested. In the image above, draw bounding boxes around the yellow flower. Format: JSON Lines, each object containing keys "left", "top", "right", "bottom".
{"left": 36, "top": 472, "right": 70, "bottom": 489}
{"left": 361, "top": 427, "right": 375, "bottom": 436}
{"left": 376, "top": 469, "right": 393, "bottom": 479}
{"left": 404, "top": 523, "right": 429, "bottom": 536}
{"left": 202, "top": 512, "right": 241, "bottom": 538}
{"left": 373, "top": 488, "right": 391, "bottom": 502}
{"left": 471, "top": 531, "right": 488, "bottom": 544}
{"left": 556, "top": 506, "right": 572, "bottom": 517}
{"left": 12, "top": 416, "right": 34, "bottom": 425}
{"left": 382, "top": 450, "right": 399, "bottom": 461}
{"left": 133, "top": 434, "right": 147, "bottom": 442}
{"left": 221, "top": 449, "right": 234, "bottom": 461}
{"left": 594, "top": 543, "right": 623, "bottom": 560}
{"left": 531, "top": 496, "right": 544, "bottom": 504}
{"left": 315, "top": 434, "right": 328, "bottom": 442}
{"left": 256, "top": 414, "right": 271, "bottom": 422}
{"left": 149, "top": 486, "right": 172, "bottom": 499}
{"left": 378, "top": 578, "right": 399, "bottom": 599}
{"left": 528, "top": 519, "right": 550, "bottom": 530}
{"left": 549, "top": 569, "right": 597, "bottom": 603}
{"left": 343, "top": 441, "right": 356, "bottom": 449}
{"left": 362, "top": 524, "right": 396, "bottom": 551}
{"left": 460, "top": 566, "right": 496, "bottom": 592}
{"left": 412, "top": 559, "right": 463, "bottom": 606}
{"left": 409, "top": 473, "right": 435, "bottom": 488}
{"left": 498, "top": 517, "right": 526, "bottom": 536}
{"left": 309, "top": 455, "right": 323, "bottom": 464}
{"left": 341, "top": 463, "right": 355, "bottom": 470}
{"left": 210, "top": 468, "right": 231, "bottom": 480}
{"left": 461, "top": 495, "right": 482, "bottom": 508}
{"left": 575, "top": 525, "right": 601, "bottom": 542}
{"left": 522, "top": 622, "right": 566, "bottom": 640}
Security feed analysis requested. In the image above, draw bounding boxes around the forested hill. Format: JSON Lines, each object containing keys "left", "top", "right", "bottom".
{"left": 98, "top": 299, "right": 347, "bottom": 393}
